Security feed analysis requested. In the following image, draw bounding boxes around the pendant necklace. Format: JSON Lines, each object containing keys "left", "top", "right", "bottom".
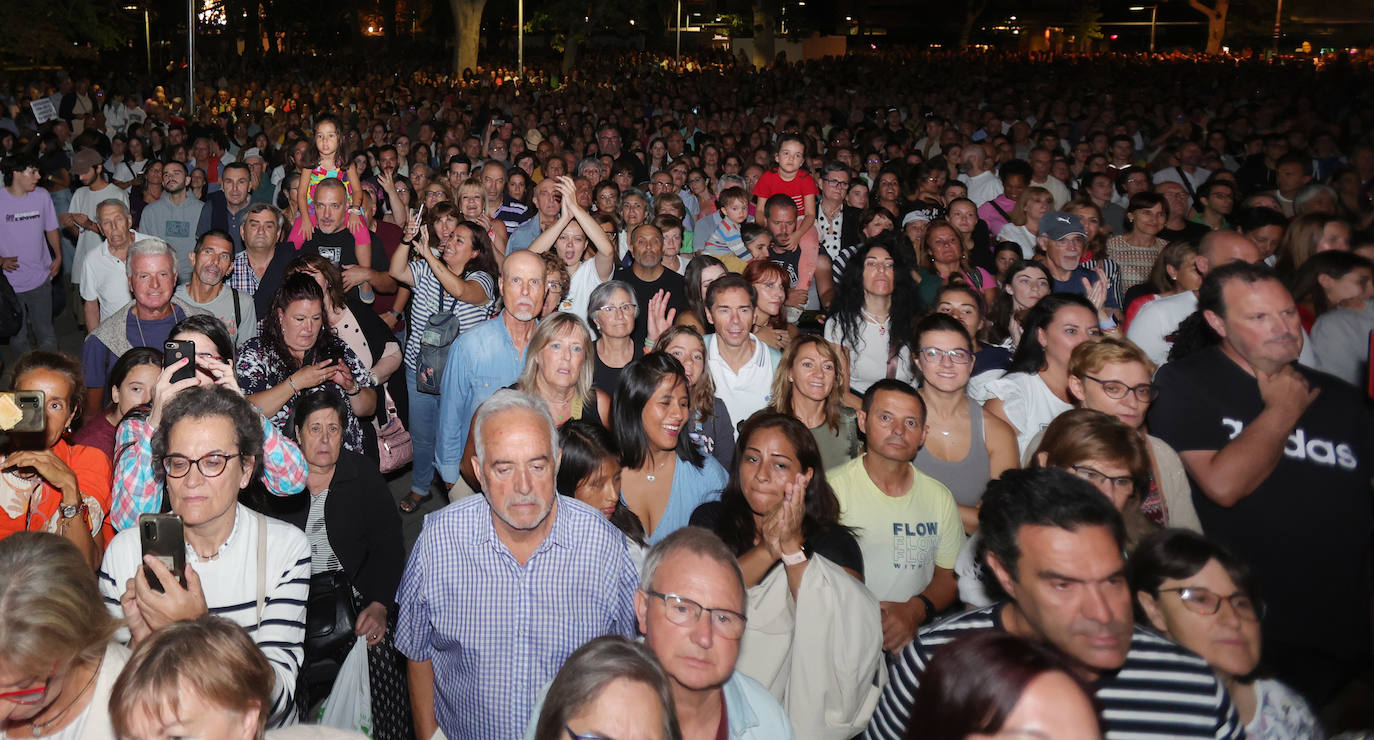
{"left": 861, "top": 307, "right": 890, "bottom": 337}
{"left": 31, "top": 655, "right": 103, "bottom": 737}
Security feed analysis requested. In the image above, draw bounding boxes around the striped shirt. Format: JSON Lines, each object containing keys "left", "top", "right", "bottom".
{"left": 403, "top": 261, "right": 495, "bottom": 371}
{"left": 393, "top": 494, "right": 639, "bottom": 740}
{"left": 99, "top": 505, "right": 311, "bottom": 728}
{"left": 865, "top": 604, "right": 1245, "bottom": 740}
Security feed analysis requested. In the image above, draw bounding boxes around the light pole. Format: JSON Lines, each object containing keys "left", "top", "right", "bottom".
{"left": 1129, "top": 5, "right": 1158, "bottom": 53}
{"left": 675, "top": 0, "right": 681, "bottom": 66}
{"left": 1272, "top": 0, "right": 1283, "bottom": 54}
{"left": 123, "top": 5, "right": 152, "bottom": 74}
{"left": 187, "top": 0, "right": 195, "bottom": 115}
{"left": 517, "top": 0, "right": 523, "bottom": 80}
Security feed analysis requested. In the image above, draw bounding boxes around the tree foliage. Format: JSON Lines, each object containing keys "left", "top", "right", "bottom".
{"left": 0, "top": 0, "right": 125, "bottom": 63}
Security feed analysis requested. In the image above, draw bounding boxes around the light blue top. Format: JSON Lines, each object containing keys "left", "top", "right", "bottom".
{"left": 646, "top": 454, "right": 727, "bottom": 544}
{"left": 505, "top": 214, "right": 544, "bottom": 254}
{"left": 434, "top": 314, "right": 526, "bottom": 484}
{"left": 522, "top": 670, "right": 794, "bottom": 740}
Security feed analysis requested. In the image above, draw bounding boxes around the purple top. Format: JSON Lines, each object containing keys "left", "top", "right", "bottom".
{"left": 0, "top": 187, "right": 57, "bottom": 293}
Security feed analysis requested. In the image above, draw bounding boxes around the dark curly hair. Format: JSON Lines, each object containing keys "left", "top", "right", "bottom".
{"left": 828, "top": 234, "right": 921, "bottom": 361}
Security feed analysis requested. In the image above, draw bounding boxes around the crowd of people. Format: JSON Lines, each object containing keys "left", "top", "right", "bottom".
{"left": 1, "top": 47, "right": 1373, "bottom": 739}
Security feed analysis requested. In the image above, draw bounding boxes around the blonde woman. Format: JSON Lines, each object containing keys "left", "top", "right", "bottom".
{"left": 0, "top": 533, "right": 126, "bottom": 739}
{"left": 996, "top": 185, "right": 1054, "bottom": 258}
{"left": 768, "top": 334, "right": 860, "bottom": 471}
{"left": 455, "top": 176, "right": 508, "bottom": 261}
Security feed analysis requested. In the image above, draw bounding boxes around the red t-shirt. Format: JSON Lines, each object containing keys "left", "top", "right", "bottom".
{"left": 752, "top": 170, "right": 818, "bottom": 216}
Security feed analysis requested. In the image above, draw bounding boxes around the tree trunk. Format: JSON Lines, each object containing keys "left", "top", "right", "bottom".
{"left": 382, "top": 0, "right": 398, "bottom": 48}
{"left": 449, "top": 0, "right": 486, "bottom": 76}
{"left": 959, "top": 0, "right": 986, "bottom": 50}
{"left": 562, "top": 33, "right": 580, "bottom": 75}
{"left": 1188, "top": 0, "right": 1228, "bottom": 54}
{"left": 751, "top": 5, "right": 775, "bottom": 69}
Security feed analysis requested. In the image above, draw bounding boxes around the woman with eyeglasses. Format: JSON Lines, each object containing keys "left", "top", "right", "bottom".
{"left": 99, "top": 385, "right": 310, "bottom": 729}
{"left": 1130, "top": 529, "right": 1323, "bottom": 740}
{"left": 586, "top": 280, "right": 640, "bottom": 396}
{"left": 911, "top": 315, "right": 1018, "bottom": 534}
{"left": 0, "top": 532, "right": 126, "bottom": 738}
{"left": 109, "top": 315, "right": 308, "bottom": 533}
{"left": 1059, "top": 338, "right": 1202, "bottom": 532}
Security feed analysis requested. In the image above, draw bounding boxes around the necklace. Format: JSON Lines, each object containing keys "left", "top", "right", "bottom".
{"left": 644, "top": 453, "right": 671, "bottom": 482}
{"left": 860, "top": 307, "right": 890, "bottom": 337}
{"left": 31, "top": 655, "right": 103, "bottom": 737}
{"left": 133, "top": 312, "right": 148, "bottom": 347}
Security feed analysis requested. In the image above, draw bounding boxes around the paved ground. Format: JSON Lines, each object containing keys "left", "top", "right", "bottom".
{"left": 9, "top": 301, "right": 447, "bottom": 555}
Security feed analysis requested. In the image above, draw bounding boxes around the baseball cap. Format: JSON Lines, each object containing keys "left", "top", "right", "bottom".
{"left": 1039, "top": 210, "right": 1087, "bottom": 241}
{"left": 902, "top": 207, "right": 940, "bottom": 228}
{"left": 240, "top": 147, "right": 265, "bottom": 162}
{"left": 71, "top": 148, "right": 102, "bottom": 175}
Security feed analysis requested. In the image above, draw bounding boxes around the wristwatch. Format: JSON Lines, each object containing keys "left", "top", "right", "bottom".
{"left": 780, "top": 548, "right": 808, "bottom": 566}
{"left": 59, "top": 501, "right": 82, "bottom": 519}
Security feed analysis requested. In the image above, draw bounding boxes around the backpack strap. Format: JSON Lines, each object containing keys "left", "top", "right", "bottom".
{"left": 232, "top": 289, "right": 242, "bottom": 331}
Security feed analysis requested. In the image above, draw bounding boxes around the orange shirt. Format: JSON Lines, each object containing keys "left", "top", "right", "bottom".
{"left": 0, "top": 440, "right": 115, "bottom": 547}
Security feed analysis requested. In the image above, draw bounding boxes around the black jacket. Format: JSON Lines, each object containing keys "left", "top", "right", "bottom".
{"left": 263, "top": 450, "right": 405, "bottom": 608}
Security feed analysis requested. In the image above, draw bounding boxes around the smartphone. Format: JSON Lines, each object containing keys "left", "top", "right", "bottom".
{"left": 139, "top": 513, "right": 187, "bottom": 593}
{"left": 0, "top": 391, "right": 47, "bottom": 452}
{"left": 164, "top": 340, "right": 196, "bottom": 383}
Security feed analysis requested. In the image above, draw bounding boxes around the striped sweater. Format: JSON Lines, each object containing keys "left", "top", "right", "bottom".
{"left": 865, "top": 603, "right": 1246, "bottom": 740}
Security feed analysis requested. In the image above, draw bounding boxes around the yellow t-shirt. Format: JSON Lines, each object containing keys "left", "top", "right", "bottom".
{"left": 828, "top": 455, "right": 965, "bottom": 603}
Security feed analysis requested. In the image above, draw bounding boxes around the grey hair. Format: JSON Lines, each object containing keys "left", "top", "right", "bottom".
{"left": 245, "top": 202, "right": 285, "bottom": 233}
{"left": 472, "top": 388, "right": 559, "bottom": 469}
{"left": 585, "top": 280, "right": 638, "bottom": 339}
{"left": 125, "top": 237, "right": 179, "bottom": 279}
{"left": 1294, "top": 183, "right": 1337, "bottom": 212}
{"left": 639, "top": 527, "right": 747, "bottom": 618}
{"left": 618, "top": 187, "right": 649, "bottom": 214}
{"left": 717, "top": 174, "right": 747, "bottom": 191}
{"left": 531, "top": 636, "right": 682, "bottom": 740}
{"left": 576, "top": 157, "right": 603, "bottom": 178}
{"left": 96, "top": 198, "right": 131, "bottom": 219}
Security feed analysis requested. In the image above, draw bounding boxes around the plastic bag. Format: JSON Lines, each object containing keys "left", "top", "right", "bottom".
{"left": 318, "top": 638, "right": 373, "bottom": 736}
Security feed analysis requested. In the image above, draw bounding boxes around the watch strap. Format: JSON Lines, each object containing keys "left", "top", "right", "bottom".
{"left": 780, "top": 548, "right": 808, "bottom": 566}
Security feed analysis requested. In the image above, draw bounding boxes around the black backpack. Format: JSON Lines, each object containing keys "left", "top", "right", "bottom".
{"left": 0, "top": 274, "right": 23, "bottom": 341}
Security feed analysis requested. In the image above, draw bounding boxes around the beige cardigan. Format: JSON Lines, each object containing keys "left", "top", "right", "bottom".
{"left": 736, "top": 553, "right": 886, "bottom": 740}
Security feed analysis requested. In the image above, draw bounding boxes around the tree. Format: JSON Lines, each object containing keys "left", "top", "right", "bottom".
{"left": 1072, "top": 0, "right": 1104, "bottom": 51}
{"left": 449, "top": 0, "right": 486, "bottom": 75}
{"left": 1187, "top": 0, "right": 1229, "bottom": 54}
{"left": 958, "top": 0, "right": 986, "bottom": 50}
{"left": 750, "top": 0, "right": 777, "bottom": 69}
{"left": 0, "top": 0, "right": 123, "bottom": 63}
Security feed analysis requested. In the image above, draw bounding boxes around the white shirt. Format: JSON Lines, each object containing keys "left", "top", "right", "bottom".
{"left": 824, "top": 317, "right": 915, "bottom": 393}
{"left": 959, "top": 169, "right": 1004, "bottom": 208}
{"left": 706, "top": 333, "right": 776, "bottom": 437}
{"left": 996, "top": 222, "right": 1037, "bottom": 259}
{"left": 967, "top": 370, "right": 1073, "bottom": 456}
{"left": 1153, "top": 166, "right": 1213, "bottom": 195}
{"left": 99, "top": 505, "right": 310, "bottom": 728}
{"left": 1127, "top": 290, "right": 1198, "bottom": 366}
{"left": 1030, "top": 175, "right": 1071, "bottom": 208}
{"left": 68, "top": 185, "right": 129, "bottom": 283}
{"left": 563, "top": 258, "right": 609, "bottom": 321}
{"left": 78, "top": 230, "right": 153, "bottom": 321}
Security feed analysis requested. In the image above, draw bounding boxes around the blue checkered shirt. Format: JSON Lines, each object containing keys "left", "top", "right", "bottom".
{"left": 393, "top": 494, "right": 639, "bottom": 740}
{"left": 227, "top": 249, "right": 260, "bottom": 294}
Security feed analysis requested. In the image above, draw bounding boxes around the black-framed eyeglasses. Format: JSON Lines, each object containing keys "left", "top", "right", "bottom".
{"left": 643, "top": 590, "right": 747, "bottom": 639}
{"left": 917, "top": 347, "right": 973, "bottom": 365}
{"left": 822, "top": 178, "right": 850, "bottom": 187}
{"left": 1070, "top": 465, "right": 1137, "bottom": 493}
{"left": 566, "top": 727, "right": 613, "bottom": 740}
{"left": 1084, "top": 376, "right": 1160, "bottom": 402}
{"left": 161, "top": 453, "right": 243, "bottom": 479}
{"left": 1158, "top": 586, "right": 1265, "bottom": 621}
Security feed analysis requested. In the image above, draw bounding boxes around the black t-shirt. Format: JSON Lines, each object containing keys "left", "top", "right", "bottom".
{"left": 1148, "top": 345, "right": 1373, "bottom": 674}
{"left": 689, "top": 500, "right": 865, "bottom": 577}
{"left": 769, "top": 243, "right": 802, "bottom": 288}
{"left": 613, "top": 265, "right": 686, "bottom": 346}
{"left": 1157, "top": 220, "right": 1210, "bottom": 246}
{"left": 301, "top": 229, "right": 388, "bottom": 303}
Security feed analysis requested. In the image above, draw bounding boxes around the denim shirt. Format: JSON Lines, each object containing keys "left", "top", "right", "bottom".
{"left": 433, "top": 314, "right": 526, "bottom": 484}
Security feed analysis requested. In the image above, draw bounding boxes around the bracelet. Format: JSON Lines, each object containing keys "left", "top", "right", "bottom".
{"left": 347, "top": 384, "right": 363, "bottom": 397}
{"left": 388, "top": 309, "right": 403, "bottom": 320}
{"left": 915, "top": 593, "right": 937, "bottom": 622}
{"left": 780, "top": 548, "right": 808, "bottom": 566}
{"left": 643, "top": 337, "right": 656, "bottom": 350}
{"left": 287, "top": 377, "right": 298, "bottom": 393}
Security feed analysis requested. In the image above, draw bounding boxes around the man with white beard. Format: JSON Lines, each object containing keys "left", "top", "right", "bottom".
{"left": 173, "top": 230, "right": 258, "bottom": 346}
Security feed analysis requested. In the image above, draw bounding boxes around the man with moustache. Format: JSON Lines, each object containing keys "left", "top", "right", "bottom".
{"left": 613, "top": 223, "right": 686, "bottom": 347}
{"left": 434, "top": 250, "right": 548, "bottom": 493}
{"left": 396, "top": 389, "right": 637, "bottom": 740}
{"left": 865, "top": 468, "right": 1244, "bottom": 739}
{"left": 173, "top": 230, "right": 257, "bottom": 346}
{"left": 137, "top": 160, "right": 204, "bottom": 283}
{"left": 1149, "top": 262, "right": 1374, "bottom": 711}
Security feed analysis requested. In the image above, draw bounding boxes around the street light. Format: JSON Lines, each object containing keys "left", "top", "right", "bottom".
{"left": 675, "top": 0, "right": 681, "bottom": 66}
{"left": 1129, "top": 4, "right": 1158, "bottom": 53}
{"left": 517, "top": 0, "right": 523, "bottom": 80}
{"left": 123, "top": 5, "right": 152, "bottom": 75}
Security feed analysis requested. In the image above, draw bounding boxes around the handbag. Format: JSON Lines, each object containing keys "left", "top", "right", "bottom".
{"left": 415, "top": 292, "right": 462, "bottom": 395}
{"left": 302, "top": 569, "right": 360, "bottom": 712}
{"left": 376, "top": 388, "right": 412, "bottom": 474}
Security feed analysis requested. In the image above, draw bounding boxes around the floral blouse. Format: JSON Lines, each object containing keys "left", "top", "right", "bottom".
{"left": 235, "top": 334, "right": 375, "bottom": 454}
